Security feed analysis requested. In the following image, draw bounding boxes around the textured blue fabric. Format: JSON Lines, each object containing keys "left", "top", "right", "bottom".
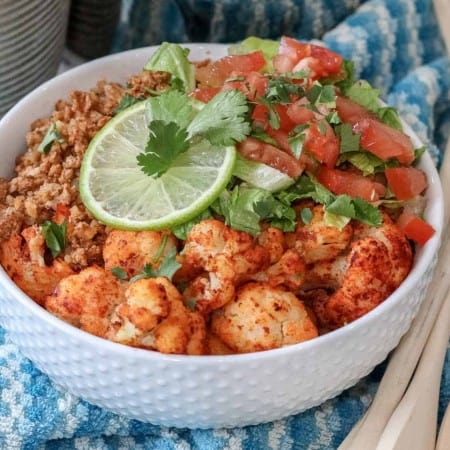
{"left": 1, "top": 0, "right": 449, "bottom": 448}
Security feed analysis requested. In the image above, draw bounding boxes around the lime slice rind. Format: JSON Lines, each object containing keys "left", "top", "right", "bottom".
{"left": 79, "top": 100, "right": 236, "bottom": 230}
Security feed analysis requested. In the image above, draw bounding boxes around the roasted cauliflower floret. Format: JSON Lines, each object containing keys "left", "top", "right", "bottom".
{"left": 103, "top": 229, "right": 178, "bottom": 277}
{"left": 0, "top": 226, "right": 74, "bottom": 305}
{"left": 45, "top": 266, "right": 124, "bottom": 337}
{"left": 251, "top": 249, "right": 306, "bottom": 289}
{"left": 107, "top": 277, "right": 206, "bottom": 355}
{"left": 303, "top": 213, "right": 413, "bottom": 330}
{"left": 180, "top": 219, "right": 270, "bottom": 313}
{"left": 286, "top": 204, "right": 353, "bottom": 263}
{"left": 211, "top": 282, "right": 318, "bottom": 353}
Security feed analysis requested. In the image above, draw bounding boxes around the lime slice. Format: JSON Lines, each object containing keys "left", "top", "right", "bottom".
{"left": 79, "top": 100, "right": 236, "bottom": 230}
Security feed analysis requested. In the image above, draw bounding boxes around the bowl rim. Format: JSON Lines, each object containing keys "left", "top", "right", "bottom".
{"left": 0, "top": 43, "right": 444, "bottom": 364}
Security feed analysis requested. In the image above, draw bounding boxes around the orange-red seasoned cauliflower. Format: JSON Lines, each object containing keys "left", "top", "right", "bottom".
{"left": 211, "top": 282, "right": 318, "bottom": 353}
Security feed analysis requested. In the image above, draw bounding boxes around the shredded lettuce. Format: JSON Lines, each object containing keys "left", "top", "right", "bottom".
{"left": 144, "top": 42, "right": 195, "bottom": 93}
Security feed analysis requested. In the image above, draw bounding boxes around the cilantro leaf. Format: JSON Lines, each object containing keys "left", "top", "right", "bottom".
{"left": 187, "top": 90, "right": 250, "bottom": 145}
{"left": 288, "top": 132, "right": 306, "bottom": 159}
{"left": 300, "top": 207, "right": 313, "bottom": 224}
{"left": 306, "top": 83, "right": 336, "bottom": 108}
{"left": 114, "top": 94, "right": 144, "bottom": 115}
{"left": 212, "top": 186, "right": 297, "bottom": 235}
{"left": 263, "top": 76, "right": 305, "bottom": 104}
{"left": 325, "top": 194, "right": 382, "bottom": 227}
{"left": 41, "top": 220, "right": 67, "bottom": 258}
{"left": 111, "top": 267, "right": 128, "bottom": 280}
{"left": 130, "top": 247, "right": 181, "bottom": 282}
{"left": 353, "top": 197, "right": 383, "bottom": 226}
{"left": 146, "top": 90, "right": 195, "bottom": 129}
{"left": 38, "top": 123, "right": 64, "bottom": 154}
{"left": 137, "top": 120, "right": 189, "bottom": 177}
{"left": 336, "top": 124, "right": 360, "bottom": 153}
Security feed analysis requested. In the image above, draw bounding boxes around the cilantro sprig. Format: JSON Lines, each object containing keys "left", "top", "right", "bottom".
{"left": 137, "top": 90, "right": 250, "bottom": 177}
{"left": 38, "top": 123, "right": 64, "bottom": 154}
{"left": 41, "top": 221, "right": 67, "bottom": 258}
{"left": 110, "top": 247, "right": 182, "bottom": 282}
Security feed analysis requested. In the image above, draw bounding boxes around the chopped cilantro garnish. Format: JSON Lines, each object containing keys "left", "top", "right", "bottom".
{"left": 111, "top": 266, "right": 128, "bottom": 280}
{"left": 187, "top": 90, "right": 251, "bottom": 145}
{"left": 263, "top": 76, "right": 305, "bottom": 104}
{"left": 37, "top": 123, "right": 64, "bottom": 154}
{"left": 300, "top": 207, "right": 313, "bottom": 224}
{"left": 137, "top": 120, "right": 190, "bottom": 177}
{"left": 336, "top": 124, "right": 361, "bottom": 153}
{"left": 41, "top": 220, "right": 67, "bottom": 258}
{"left": 211, "top": 186, "right": 297, "bottom": 235}
{"left": 130, "top": 247, "right": 181, "bottom": 283}
{"left": 114, "top": 93, "right": 144, "bottom": 115}
{"left": 137, "top": 89, "right": 250, "bottom": 177}
{"left": 288, "top": 132, "right": 306, "bottom": 159}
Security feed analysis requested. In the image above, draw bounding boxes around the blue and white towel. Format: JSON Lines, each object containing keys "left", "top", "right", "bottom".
{"left": 1, "top": 0, "right": 449, "bottom": 448}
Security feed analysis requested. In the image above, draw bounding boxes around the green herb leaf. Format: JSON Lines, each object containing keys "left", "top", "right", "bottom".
{"left": 288, "top": 132, "right": 306, "bottom": 159}
{"left": 114, "top": 94, "right": 144, "bottom": 115}
{"left": 37, "top": 123, "right": 64, "bottom": 154}
{"left": 336, "top": 123, "right": 361, "bottom": 153}
{"left": 130, "top": 247, "right": 181, "bottom": 282}
{"left": 41, "top": 220, "right": 67, "bottom": 258}
{"left": 263, "top": 76, "right": 305, "bottom": 104}
{"left": 300, "top": 207, "right": 313, "bottom": 224}
{"left": 137, "top": 120, "right": 190, "bottom": 177}
{"left": 111, "top": 266, "right": 128, "bottom": 280}
{"left": 352, "top": 197, "right": 383, "bottom": 226}
{"left": 146, "top": 90, "right": 195, "bottom": 129}
{"left": 414, "top": 146, "right": 427, "bottom": 162}
{"left": 212, "top": 186, "right": 297, "bottom": 234}
{"left": 187, "top": 90, "right": 250, "bottom": 145}
{"left": 250, "top": 127, "right": 278, "bottom": 146}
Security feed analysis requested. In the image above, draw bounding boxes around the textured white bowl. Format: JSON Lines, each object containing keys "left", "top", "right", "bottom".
{"left": 0, "top": 44, "right": 444, "bottom": 429}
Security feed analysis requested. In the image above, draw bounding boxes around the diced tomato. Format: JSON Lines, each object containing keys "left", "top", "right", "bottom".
{"left": 196, "top": 51, "right": 266, "bottom": 87}
{"left": 54, "top": 203, "right": 70, "bottom": 225}
{"left": 317, "top": 166, "right": 386, "bottom": 201}
{"left": 189, "top": 86, "right": 221, "bottom": 103}
{"left": 304, "top": 121, "right": 340, "bottom": 168}
{"left": 251, "top": 103, "right": 296, "bottom": 131}
{"left": 336, "top": 96, "right": 375, "bottom": 125}
{"left": 273, "top": 54, "right": 296, "bottom": 73}
{"left": 385, "top": 167, "right": 427, "bottom": 200}
{"left": 237, "top": 137, "right": 304, "bottom": 178}
{"left": 265, "top": 126, "right": 291, "bottom": 152}
{"left": 397, "top": 208, "right": 435, "bottom": 245}
{"left": 223, "top": 71, "right": 268, "bottom": 101}
{"left": 287, "top": 101, "right": 316, "bottom": 124}
{"left": 309, "top": 45, "right": 343, "bottom": 77}
{"left": 276, "top": 37, "right": 343, "bottom": 78}
{"left": 354, "top": 118, "right": 415, "bottom": 164}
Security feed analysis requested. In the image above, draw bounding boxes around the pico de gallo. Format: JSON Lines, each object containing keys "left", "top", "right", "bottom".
{"left": 185, "top": 36, "right": 435, "bottom": 245}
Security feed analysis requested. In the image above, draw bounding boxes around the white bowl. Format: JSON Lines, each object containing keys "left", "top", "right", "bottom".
{"left": 0, "top": 44, "right": 444, "bottom": 429}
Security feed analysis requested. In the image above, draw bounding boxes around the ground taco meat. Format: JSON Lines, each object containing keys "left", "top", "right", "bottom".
{"left": 0, "top": 70, "right": 171, "bottom": 269}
